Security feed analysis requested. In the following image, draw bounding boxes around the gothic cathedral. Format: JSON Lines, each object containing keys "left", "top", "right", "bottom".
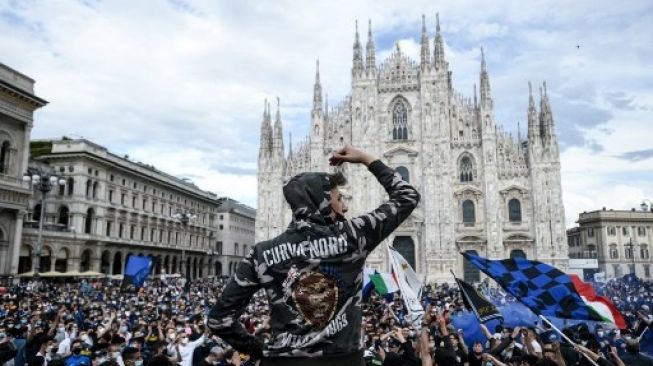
{"left": 256, "top": 15, "right": 568, "bottom": 282}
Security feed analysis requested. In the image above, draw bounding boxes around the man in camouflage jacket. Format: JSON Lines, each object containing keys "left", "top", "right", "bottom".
{"left": 207, "top": 146, "right": 420, "bottom": 365}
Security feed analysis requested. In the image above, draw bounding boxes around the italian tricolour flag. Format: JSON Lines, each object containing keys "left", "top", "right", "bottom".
{"left": 570, "top": 275, "right": 627, "bottom": 329}
{"left": 369, "top": 272, "right": 399, "bottom": 295}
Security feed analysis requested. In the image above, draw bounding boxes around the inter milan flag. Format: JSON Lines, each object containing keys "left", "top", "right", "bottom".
{"left": 121, "top": 255, "right": 153, "bottom": 293}
{"left": 461, "top": 252, "right": 614, "bottom": 324}
{"left": 453, "top": 274, "right": 503, "bottom": 323}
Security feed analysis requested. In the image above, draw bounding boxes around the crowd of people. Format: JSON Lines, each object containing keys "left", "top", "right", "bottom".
{"left": 1, "top": 274, "right": 652, "bottom": 366}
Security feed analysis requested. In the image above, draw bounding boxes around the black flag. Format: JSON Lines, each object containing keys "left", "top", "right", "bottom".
{"left": 453, "top": 273, "right": 503, "bottom": 323}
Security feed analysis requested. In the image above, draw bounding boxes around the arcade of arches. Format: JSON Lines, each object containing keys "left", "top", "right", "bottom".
{"left": 17, "top": 243, "right": 223, "bottom": 279}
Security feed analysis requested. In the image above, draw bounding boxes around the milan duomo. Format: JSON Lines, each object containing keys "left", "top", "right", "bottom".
{"left": 256, "top": 15, "right": 568, "bottom": 283}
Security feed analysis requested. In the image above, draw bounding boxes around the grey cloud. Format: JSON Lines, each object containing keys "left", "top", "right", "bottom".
{"left": 604, "top": 91, "right": 636, "bottom": 111}
{"left": 616, "top": 148, "right": 653, "bottom": 162}
{"left": 549, "top": 94, "right": 612, "bottom": 151}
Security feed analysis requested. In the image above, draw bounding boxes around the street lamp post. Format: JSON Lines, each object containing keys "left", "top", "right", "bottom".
{"left": 173, "top": 210, "right": 196, "bottom": 281}
{"left": 23, "top": 168, "right": 66, "bottom": 278}
{"left": 626, "top": 237, "right": 637, "bottom": 275}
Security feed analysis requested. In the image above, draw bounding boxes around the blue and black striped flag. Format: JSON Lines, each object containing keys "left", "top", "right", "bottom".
{"left": 121, "top": 255, "right": 153, "bottom": 293}
{"left": 461, "top": 252, "right": 605, "bottom": 322}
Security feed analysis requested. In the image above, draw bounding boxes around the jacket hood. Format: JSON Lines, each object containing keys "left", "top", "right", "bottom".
{"left": 282, "top": 172, "right": 334, "bottom": 227}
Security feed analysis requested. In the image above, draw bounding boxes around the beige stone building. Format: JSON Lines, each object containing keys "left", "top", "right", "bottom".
{"left": 215, "top": 198, "right": 256, "bottom": 276}
{"left": 18, "top": 138, "right": 225, "bottom": 279}
{"left": 567, "top": 208, "right": 653, "bottom": 279}
{"left": 0, "top": 63, "right": 47, "bottom": 277}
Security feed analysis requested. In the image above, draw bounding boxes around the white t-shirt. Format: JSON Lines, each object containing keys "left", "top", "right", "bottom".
{"left": 530, "top": 339, "right": 542, "bottom": 354}
{"left": 177, "top": 335, "right": 205, "bottom": 366}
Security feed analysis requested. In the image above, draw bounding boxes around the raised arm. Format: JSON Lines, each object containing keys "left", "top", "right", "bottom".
{"left": 207, "top": 248, "right": 263, "bottom": 359}
{"left": 331, "top": 146, "right": 420, "bottom": 253}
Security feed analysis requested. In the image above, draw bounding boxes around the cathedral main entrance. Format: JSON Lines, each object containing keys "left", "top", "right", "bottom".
{"left": 393, "top": 236, "right": 415, "bottom": 270}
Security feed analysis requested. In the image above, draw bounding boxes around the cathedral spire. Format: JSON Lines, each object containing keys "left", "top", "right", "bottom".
{"left": 324, "top": 93, "right": 329, "bottom": 119}
{"left": 365, "top": 19, "right": 376, "bottom": 71}
{"left": 259, "top": 99, "right": 272, "bottom": 154}
{"left": 420, "top": 14, "right": 430, "bottom": 68}
{"left": 352, "top": 20, "right": 364, "bottom": 75}
{"left": 479, "top": 47, "right": 492, "bottom": 109}
{"left": 539, "top": 81, "right": 555, "bottom": 141}
{"left": 288, "top": 132, "right": 293, "bottom": 159}
{"left": 527, "top": 81, "right": 539, "bottom": 141}
{"left": 273, "top": 97, "right": 283, "bottom": 152}
{"left": 433, "top": 12, "right": 445, "bottom": 69}
{"left": 473, "top": 83, "right": 478, "bottom": 109}
{"left": 313, "top": 59, "right": 323, "bottom": 113}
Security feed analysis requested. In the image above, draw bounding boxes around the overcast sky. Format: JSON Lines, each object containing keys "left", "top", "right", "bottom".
{"left": 2, "top": 0, "right": 652, "bottom": 228}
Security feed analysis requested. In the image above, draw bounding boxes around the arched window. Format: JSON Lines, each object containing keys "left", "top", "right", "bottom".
{"left": 85, "top": 180, "right": 92, "bottom": 197}
{"left": 462, "top": 200, "right": 475, "bottom": 224}
{"left": 85, "top": 208, "right": 95, "bottom": 234}
{"left": 392, "top": 100, "right": 408, "bottom": 140}
{"left": 0, "top": 141, "right": 10, "bottom": 174}
{"left": 92, "top": 181, "right": 99, "bottom": 198}
{"left": 396, "top": 166, "right": 409, "bottom": 183}
{"left": 510, "top": 250, "right": 526, "bottom": 259}
{"left": 58, "top": 181, "right": 65, "bottom": 196}
{"left": 393, "top": 236, "right": 416, "bottom": 270}
{"left": 460, "top": 156, "right": 473, "bottom": 182}
{"left": 57, "top": 206, "right": 70, "bottom": 227}
{"left": 508, "top": 199, "right": 522, "bottom": 222}
{"left": 234, "top": 243, "right": 239, "bottom": 256}
{"left": 67, "top": 177, "right": 74, "bottom": 196}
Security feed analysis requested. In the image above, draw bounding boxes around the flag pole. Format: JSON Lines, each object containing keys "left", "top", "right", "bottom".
{"left": 638, "top": 326, "right": 649, "bottom": 342}
{"left": 538, "top": 315, "right": 599, "bottom": 366}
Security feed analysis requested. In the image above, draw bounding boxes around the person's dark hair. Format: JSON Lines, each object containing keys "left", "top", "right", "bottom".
{"left": 122, "top": 346, "right": 140, "bottom": 361}
{"left": 146, "top": 355, "right": 172, "bottom": 366}
{"left": 327, "top": 172, "right": 347, "bottom": 189}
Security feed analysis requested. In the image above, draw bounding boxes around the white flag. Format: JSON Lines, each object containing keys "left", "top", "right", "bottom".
{"left": 387, "top": 244, "right": 424, "bottom": 327}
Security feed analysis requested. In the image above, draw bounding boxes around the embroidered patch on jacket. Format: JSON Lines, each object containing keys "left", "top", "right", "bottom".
{"left": 291, "top": 272, "right": 338, "bottom": 328}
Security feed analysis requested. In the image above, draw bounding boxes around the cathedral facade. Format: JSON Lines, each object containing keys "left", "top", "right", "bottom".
{"left": 256, "top": 15, "right": 568, "bottom": 283}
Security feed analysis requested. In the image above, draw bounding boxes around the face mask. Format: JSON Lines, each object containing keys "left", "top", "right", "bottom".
{"left": 135, "top": 360, "right": 143, "bottom": 366}
{"left": 181, "top": 338, "right": 189, "bottom": 345}
{"left": 113, "top": 352, "right": 121, "bottom": 359}
{"left": 72, "top": 348, "right": 82, "bottom": 355}
{"left": 58, "top": 327, "right": 65, "bottom": 333}
{"left": 597, "top": 331, "right": 604, "bottom": 337}
{"left": 120, "top": 326, "right": 128, "bottom": 333}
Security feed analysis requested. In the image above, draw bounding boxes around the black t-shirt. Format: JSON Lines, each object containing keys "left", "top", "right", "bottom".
{"left": 434, "top": 347, "right": 464, "bottom": 366}
{"left": 468, "top": 352, "right": 483, "bottom": 366}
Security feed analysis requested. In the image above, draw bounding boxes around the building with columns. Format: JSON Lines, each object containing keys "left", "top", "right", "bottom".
{"left": 256, "top": 15, "right": 568, "bottom": 283}
{"left": 215, "top": 197, "right": 256, "bottom": 277}
{"left": 0, "top": 63, "right": 47, "bottom": 277}
{"left": 17, "top": 137, "right": 227, "bottom": 279}
{"left": 567, "top": 208, "right": 653, "bottom": 280}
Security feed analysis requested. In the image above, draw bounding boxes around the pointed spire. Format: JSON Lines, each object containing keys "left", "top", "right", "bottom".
{"left": 313, "top": 59, "right": 323, "bottom": 112}
{"left": 420, "top": 14, "right": 431, "bottom": 68}
{"left": 324, "top": 93, "right": 329, "bottom": 119}
{"left": 540, "top": 81, "right": 555, "bottom": 140}
{"left": 479, "top": 47, "right": 492, "bottom": 109}
{"left": 273, "top": 97, "right": 284, "bottom": 153}
{"left": 433, "top": 12, "right": 445, "bottom": 69}
{"left": 517, "top": 120, "right": 522, "bottom": 143}
{"left": 352, "top": 20, "right": 364, "bottom": 74}
{"left": 365, "top": 19, "right": 376, "bottom": 71}
{"left": 288, "top": 132, "right": 293, "bottom": 158}
{"left": 473, "top": 84, "right": 478, "bottom": 109}
{"left": 259, "top": 98, "right": 272, "bottom": 153}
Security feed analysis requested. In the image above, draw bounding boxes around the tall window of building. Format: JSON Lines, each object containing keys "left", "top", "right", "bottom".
{"left": 92, "top": 181, "right": 99, "bottom": 198}
{"left": 85, "top": 180, "right": 92, "bottom": 197}
{"left": 625, "top": 247, "right": 633, "bottom": 259}
{"left": 641, "top": 245, "right": 649, "bottom": 260}
{"left": 508, "top": 199, "right": 522, "bottom": 222}
{"left": 610, "top": 244, "right": 618, "bottom": 259}
{"left": 638, "top": 227, "right": 646, "bottom": 236}
{"left": 587, "top": 228, "right": 594, "bottom": 237}
{"left": 141, "top": 227, "right": 146, "bottom": 240}
{"left": 462, "top": 200, "right": 475, "bottom": 224}
{"left": 85, "top": 208, "right": 94, "bottom": 234}
{"left": 216, "top": 241, "right": 223, "bottom": 254}
{"left": 109, "top": 190, "right": 114, "bottom": 203}
{"left": 121, "top": 193, "right": 126, "bottom": 205}
{"left": 67, "top": 177, "right": 74, "bottom": 196}
{"left": 106, "top": 221, "right": 112, "bottom": 236}
{"left": 130, "top": 225, "right": 135, "bottom": 240}
{"left": 0, "top": 141, "right": 10, "bottom": 174}
{"left": 119, "top": 223, "right": 124, "bottom": 238}
{"left": 132, "top": 196, "right": 137, "bottom": 208}
{"left": 622, "top": 227, "right": 629, "bottom": 236}
{"left": 460, "top": 157, "right": 473, "bottom": 182}
{"left": 234, "top": 243, "right": 239, "bottom": 256}
{"left": 392, "top": 100, "right": 408, "bottom": 140}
